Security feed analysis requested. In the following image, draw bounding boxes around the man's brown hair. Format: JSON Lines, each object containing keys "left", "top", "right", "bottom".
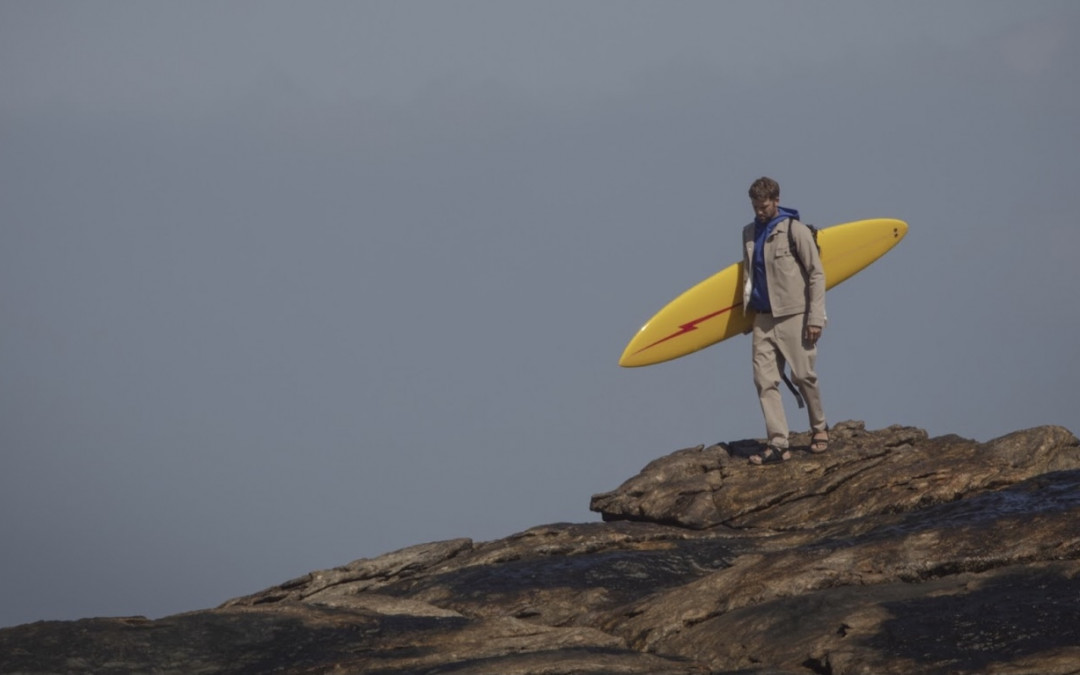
{"left": 748, "top": 176, "right": 780, "bottom": 202}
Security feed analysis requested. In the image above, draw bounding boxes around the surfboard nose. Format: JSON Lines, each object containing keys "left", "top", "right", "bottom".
{"left": 618, "top": 328, "right": 649, "bottom": 367}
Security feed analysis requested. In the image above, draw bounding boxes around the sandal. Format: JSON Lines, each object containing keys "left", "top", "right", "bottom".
{"left": 749, "top": 444, "right": 791, "bottom": 465}
{"left": 810, "top": 430, "right": 830, "bottom": 454}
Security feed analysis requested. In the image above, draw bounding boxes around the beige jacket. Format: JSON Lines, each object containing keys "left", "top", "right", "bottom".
{"left": 741, "top": 217, "right": 827, "bottom": 327}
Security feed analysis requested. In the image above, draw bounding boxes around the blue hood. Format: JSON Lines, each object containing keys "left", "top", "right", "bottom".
{"left": 778, "top": 206, "right": 799, "bottom": 222}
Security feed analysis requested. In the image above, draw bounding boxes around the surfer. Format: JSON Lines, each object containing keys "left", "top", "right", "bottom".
{"left": 742, "top": 177, "right": 829, "bottom": 464}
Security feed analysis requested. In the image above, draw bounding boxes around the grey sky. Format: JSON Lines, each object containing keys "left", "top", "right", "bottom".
{"left": 2, "top": 1, "right": 1078, "bottom": 628}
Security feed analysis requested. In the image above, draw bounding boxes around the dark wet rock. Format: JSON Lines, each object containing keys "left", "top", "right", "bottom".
{"left": 2, "top": 422, "right": 1079, "bottom": 674}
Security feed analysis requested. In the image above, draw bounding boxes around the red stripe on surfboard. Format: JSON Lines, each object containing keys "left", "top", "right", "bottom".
{"left": 633, "top": 302, "right": 742, "bottom": 355}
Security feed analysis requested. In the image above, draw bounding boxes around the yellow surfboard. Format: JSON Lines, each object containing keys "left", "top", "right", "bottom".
{"left": 619, "top": 218, "right": 908, "bottom": 367}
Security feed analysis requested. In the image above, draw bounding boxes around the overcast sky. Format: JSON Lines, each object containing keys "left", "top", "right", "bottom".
{"left": 2, "top": 1, "right": 1078, "bottom": 629}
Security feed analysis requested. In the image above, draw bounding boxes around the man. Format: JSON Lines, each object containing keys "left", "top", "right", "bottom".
{"left": 742, "top": 177, "right": 829, "bottom": 464}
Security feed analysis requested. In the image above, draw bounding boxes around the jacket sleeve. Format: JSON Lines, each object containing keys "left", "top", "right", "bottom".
{"left": 792, "top": 220, "right": 827, "bottom": 327}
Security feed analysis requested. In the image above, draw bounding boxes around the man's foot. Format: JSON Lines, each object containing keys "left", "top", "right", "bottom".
{"left": 810, "top": 430, "right": 830, "bottom": 454}
{"left": 749, "top": 444, "right": 791, "bottom": 465}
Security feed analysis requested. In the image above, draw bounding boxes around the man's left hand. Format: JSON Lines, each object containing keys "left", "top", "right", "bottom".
{"left": 805, "top": 325, "right": 823, "bottom": 345}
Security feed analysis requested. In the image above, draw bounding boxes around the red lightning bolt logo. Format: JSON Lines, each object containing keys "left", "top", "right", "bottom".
{"left": 632, "top": 301, "right": 742, "bottom": 355}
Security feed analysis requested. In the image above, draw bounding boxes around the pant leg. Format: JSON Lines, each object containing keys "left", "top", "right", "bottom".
{"left": 775, "top": 313, "right": 828, "bottom": 433}
{"left": 752, "top": 313, "right": 790, "bottom": 448}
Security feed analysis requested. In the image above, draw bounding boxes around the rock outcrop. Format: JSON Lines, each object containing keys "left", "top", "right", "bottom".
{"left": 3, "top": 422, "right": 1079, "bottom": 674}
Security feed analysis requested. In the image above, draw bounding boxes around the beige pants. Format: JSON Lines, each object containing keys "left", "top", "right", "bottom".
{"left": 752, "top": 312, "right": 827, "bottom": 449}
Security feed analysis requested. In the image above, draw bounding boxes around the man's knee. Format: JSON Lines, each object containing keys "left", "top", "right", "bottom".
{"left": 790, "top": 371, "right": 818, "bottom": 390}
{"left": 754, "top": 372, "right": 781, "bottom": 394}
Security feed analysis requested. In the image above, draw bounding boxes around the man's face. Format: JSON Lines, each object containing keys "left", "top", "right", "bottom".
{"left": 752, "top": 197, "right": 780, "bottom": 224}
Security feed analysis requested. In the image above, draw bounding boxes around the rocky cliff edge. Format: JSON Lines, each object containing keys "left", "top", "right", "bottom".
{"left": 3, "top": 421, "right": 1079, "bottom": 674}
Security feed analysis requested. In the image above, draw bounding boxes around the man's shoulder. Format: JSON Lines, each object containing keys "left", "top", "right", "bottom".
{"left": 786, "top": 217, "right": 815, "bottom": 238}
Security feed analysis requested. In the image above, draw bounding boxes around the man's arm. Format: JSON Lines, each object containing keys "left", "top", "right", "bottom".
{"left": 792, "top": 220, "right": 826, "bottom": 340}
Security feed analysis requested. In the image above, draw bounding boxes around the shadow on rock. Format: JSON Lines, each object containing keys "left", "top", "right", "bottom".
{"left": 867, "top": 567, "right": 1080, "bottom": 671}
